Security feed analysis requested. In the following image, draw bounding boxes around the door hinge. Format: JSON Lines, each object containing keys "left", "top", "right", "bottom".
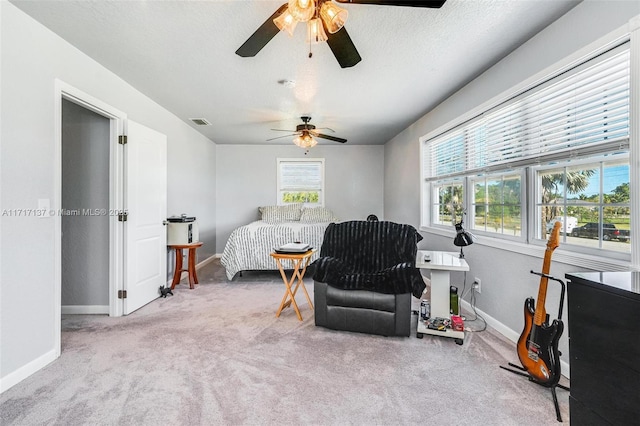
{"left": 118, "top": 211, "right": 128, "bottom": 222}
{"left": 118, "top": 290, "right": 127, "bottom": 299}
{"left": 118, "top": 135, "right": 127, "bottom": 145}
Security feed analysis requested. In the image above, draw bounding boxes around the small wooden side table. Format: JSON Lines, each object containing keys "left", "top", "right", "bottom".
{"left": 270, "top": 250, "right": 315, "bottom": 321}
{"left": 169, "top": 242, "right": 203, "bottom": 289}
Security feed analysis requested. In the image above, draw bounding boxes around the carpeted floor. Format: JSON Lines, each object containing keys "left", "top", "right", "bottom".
{"left": 0, "top": 258, "right": 569, "bottom": 425}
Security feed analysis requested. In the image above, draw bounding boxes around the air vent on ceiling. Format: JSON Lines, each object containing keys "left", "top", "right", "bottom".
{"left": 190, "top": 118, "right": 211, "bottom": 126}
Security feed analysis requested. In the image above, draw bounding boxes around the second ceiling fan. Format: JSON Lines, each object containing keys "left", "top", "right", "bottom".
{"left": 268, "top": 116, "right": 347, "bottom": 148}
{"left": 236, "top": 0, "right": 446, "bottom": 68}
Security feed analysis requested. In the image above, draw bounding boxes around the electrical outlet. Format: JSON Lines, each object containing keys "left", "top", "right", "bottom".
{"left": 473, "top": 277, "right": 481, "bottom": 294}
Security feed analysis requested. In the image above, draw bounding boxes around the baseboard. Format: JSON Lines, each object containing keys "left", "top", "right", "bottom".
{"left": 0, "top": 349, "right": 58, "bottom": 394}
{"left": 61, "top": 305, "right": 109, "bottom": 315}
{"left": 166, "top": 254, "right": 218, "bottom": 286}
{"left": 196, "top": 254, "right": 217, "bottom": 268}
{"left": 460, "top": 299, "right": 570, "bottom": 379}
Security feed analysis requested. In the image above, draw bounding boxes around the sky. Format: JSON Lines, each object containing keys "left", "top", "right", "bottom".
{"left": 581, "top": 164, "right": 629, "bottom": 197}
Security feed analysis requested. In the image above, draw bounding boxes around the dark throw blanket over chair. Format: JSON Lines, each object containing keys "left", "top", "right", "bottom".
{"left": 312, "top": 220, "right": 425, "bottom": 337}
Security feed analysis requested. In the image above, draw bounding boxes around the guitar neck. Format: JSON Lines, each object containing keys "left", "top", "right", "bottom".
{"left": 534, "top": 223, "right": 560, "bottom": 326}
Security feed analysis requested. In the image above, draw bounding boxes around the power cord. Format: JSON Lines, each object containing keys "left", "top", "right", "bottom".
{"left": 458, "top": 271, "right": 487, "bottom": 332}
{"left": 465, "top": 283, "right": 487, "bottom": 332}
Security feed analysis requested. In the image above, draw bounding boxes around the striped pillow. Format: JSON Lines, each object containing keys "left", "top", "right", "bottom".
{"left": 300, "top": 207, "right": 338, "bottom": 223}
{"left": 259, "top": 204, "right": 303, "bottom": 223}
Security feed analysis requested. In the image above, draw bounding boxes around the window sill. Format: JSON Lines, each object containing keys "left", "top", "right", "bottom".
{"left": 420, "top": 226, "right": 634, "bottom": 272}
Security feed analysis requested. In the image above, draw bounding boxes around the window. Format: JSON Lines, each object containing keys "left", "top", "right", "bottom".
{"left": 431, "top": 179, "right": 464, "bottom": 226}
{"left": 471, "top": 172, "right": 522, "bottom": 237}
{"left": 277, "top": 158, "right": 324, "bottom": 206}
{"left": 421, "top": 42, "right": 631, "bottom": 258}
{"left": 535, "top": 155, "right": 630, "bottom": 253}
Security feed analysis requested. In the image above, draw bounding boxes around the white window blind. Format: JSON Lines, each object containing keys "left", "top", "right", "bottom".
{"left": 425, "top": 43, "right": 630, "bottom": 181}
{"left": 279, "top": 160, "right": 323, "bottom": 191}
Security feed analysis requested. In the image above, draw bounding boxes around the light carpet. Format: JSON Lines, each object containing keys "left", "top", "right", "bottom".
{"left": 0, "top": 259, "right": 569, "bottom": 425}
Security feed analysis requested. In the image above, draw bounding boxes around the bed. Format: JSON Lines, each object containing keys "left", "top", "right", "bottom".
{"left": 220, "top": 205, "right": 338, "bottom": 280}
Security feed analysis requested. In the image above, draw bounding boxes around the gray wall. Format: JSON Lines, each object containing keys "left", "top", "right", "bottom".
{"left": 384, "top": 1, "right": 640, "bottom": 365}
{"left": 1, "top": 2, "right": 216, "bottom": 386}
{"left": 61, "top": 99, "right": 110, "bottom": 307}
{"left": 216, "top": 144, "right": 384, "bottom": 253}
{"left": 166, "top": 129, "right": 217, "bottom": 260}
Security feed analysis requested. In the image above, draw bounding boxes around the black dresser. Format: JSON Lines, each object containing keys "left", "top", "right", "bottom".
{"left": 565, "top": 271, "right": 640, "bottom": 425}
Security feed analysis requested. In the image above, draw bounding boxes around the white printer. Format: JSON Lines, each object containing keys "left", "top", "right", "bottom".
{"left": 166, "top": 215, "right": 199, "bottom": 245}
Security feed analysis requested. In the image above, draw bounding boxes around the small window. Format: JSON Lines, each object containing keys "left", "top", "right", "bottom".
{"left": 277, "top": 158, "right": 324, "bottom": 206}
{"left": 470, "top": 172, "right": 523, "bottom": 237}
{"left": 431, "top": 179, "right": 464, "bottom": 226}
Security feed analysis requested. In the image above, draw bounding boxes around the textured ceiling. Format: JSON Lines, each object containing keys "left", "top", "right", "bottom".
{"left": 11, "top": 0, "right": 580, "bottom": 145}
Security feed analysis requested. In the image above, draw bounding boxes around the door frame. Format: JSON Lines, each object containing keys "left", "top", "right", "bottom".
{"left": 54, "top": 80, "right": 127, "bottom": 357}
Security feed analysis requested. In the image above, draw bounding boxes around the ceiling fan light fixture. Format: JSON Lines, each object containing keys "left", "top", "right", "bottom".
{"left": 320, "top": 2, "right": 348, "bottom": 34}
{"left": 293, "top": 131, "right": 318, "bottom": 148}
{"left": 288, "top": 0, "right": 316, "bottom": 22}
{"left": 306, "top": 18, "right": 328, "bottom": 44}
{"left": 273, "top": 10, "right": 298, "bottom": 37}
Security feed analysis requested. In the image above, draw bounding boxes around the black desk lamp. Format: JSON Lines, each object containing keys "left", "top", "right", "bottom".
{"left": 453, "top": 218, "right": 474, "bottom": 258}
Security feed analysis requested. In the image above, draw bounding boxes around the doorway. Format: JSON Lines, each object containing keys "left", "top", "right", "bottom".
{"left": 54, "top": 82, "right": 126, "bottom": 359}
{"left": 54, "top": 81, "right": 168, "bottom": 359}
{"left": 61, "top": 99, "right": 110, "bottom": 314}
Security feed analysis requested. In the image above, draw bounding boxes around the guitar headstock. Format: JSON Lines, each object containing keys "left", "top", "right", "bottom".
{"left": 547, "top": 221, "right": 562, "bottom": 251}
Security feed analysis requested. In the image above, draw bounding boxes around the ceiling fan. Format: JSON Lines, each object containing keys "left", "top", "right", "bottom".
{"left": 236, "top": 0, "right": 447, "bottom": 68}
{"left": 267, "top": 116, "right": 347, "bottom": 148}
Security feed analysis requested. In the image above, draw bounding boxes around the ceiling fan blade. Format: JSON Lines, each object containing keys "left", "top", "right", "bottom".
{"left": 335, "top": 0, "right": 446, "bottom": 7}
{"left": 235, "top": 3, "right": 288, "bottom": 57}
{"left": 270, "top": 129, "right": 297, "bottom": 132}
{"left": 314, "top": 133, "right": 347, "bottom": 143}
{"left": 266, "top": 133, "right": 298, "bottom": 141}
{"left": 326, "top": 27, "right": 361, "bottom": 68}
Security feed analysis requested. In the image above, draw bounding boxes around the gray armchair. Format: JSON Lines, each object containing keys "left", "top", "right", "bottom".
{"left": 312, "top": 220, "right": 425, "bottom": 337}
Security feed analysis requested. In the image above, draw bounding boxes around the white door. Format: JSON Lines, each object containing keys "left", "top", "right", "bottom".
{"left": 124, "top": 121, "right": 167, "bottom": 314}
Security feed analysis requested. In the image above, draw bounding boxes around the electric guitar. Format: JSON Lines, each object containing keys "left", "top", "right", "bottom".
{"left": 516, "top": 221, "right": 563, "bottom": 386}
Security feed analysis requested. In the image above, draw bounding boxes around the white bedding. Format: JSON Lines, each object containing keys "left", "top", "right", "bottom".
{"left": 220, "top": 220, "right": 332, "bottom": 280}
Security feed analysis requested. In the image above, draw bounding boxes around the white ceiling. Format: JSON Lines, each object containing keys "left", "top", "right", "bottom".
{"left": 11, "top": 0, "right": 580, "bottom": 146}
